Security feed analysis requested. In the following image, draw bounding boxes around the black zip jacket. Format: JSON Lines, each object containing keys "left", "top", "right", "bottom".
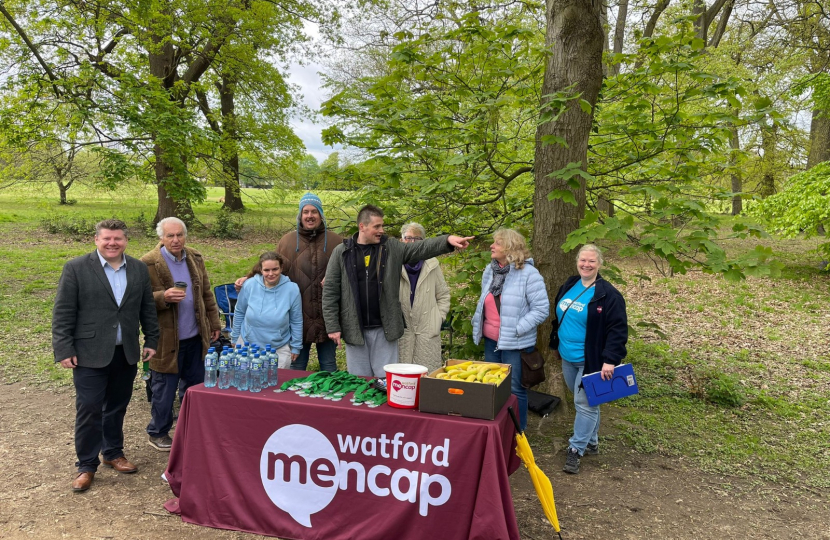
{"left": 352, "top": 242, "right": 384, "bottom": 329}
{"left": 548, "top": 274, "right": 628, "bottom": 375}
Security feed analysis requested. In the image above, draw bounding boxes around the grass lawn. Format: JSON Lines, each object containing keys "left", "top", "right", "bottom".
{"left": 1, "top": 184, "right": 828, "bottom": 491}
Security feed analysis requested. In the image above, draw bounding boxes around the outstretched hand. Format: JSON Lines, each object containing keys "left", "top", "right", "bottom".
{"left": 448, "top": 235, "right": 474, "bottom": 250}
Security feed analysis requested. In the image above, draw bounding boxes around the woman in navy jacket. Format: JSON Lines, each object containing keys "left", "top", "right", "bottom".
{"left": 549, "top": 244, "right": 627, "bottom": 474}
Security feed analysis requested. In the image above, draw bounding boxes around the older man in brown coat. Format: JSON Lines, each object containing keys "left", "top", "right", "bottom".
{"left": 141, "top": 217, "right": 221, "bottom": 451}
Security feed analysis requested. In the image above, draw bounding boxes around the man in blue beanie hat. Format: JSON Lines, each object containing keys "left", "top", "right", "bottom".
{"left": 236, "top": 193, "right": 342, "bottom": 371}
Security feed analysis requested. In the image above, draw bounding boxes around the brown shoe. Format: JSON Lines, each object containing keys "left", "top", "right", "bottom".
{"left": 72, "top": 472, "right": 95, "bottom": 492}
{"left": 102, "top": 456, "right": 138, "bottom": 474}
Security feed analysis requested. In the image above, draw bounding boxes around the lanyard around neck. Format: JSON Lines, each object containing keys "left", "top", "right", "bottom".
{"left": 557, "top": 280, "right": 597, "bottom": 325}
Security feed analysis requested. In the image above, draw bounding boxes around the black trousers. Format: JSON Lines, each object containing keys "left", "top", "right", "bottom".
{"left": 73, "top": 346, "right": 137, "bottom": 472}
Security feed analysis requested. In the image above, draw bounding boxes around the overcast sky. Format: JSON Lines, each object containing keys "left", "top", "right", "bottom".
{"left": 287, "top": 60, "right": 339, "bottom": 164}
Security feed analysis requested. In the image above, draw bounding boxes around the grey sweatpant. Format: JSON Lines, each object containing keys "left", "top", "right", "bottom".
{"left": 345, "top": 327, "right": 399, "bottom": 377}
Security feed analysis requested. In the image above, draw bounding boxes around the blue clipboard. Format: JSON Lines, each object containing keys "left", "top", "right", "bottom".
{"left": 581, "top": 363, "right": 639, "bottom": 406}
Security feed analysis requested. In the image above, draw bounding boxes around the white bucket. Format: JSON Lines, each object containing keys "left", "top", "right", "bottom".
{"left": 383, "top": 364, "right": 429, "bottom": 408}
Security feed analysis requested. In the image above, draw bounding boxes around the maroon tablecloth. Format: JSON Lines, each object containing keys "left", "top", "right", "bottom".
{"left": 164, "top": 370, "right": 521, "bottom": 540}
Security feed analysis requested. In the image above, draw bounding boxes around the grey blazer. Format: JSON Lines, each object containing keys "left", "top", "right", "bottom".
{"left": 52, "top": 250, "right": 160, "bottom": 368}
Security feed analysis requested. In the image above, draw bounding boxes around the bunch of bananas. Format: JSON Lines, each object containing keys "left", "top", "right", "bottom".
{"left": 433, "top": 361, "right": 509, "bottom": 385}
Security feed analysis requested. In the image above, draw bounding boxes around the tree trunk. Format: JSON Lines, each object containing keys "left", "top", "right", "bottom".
{"left": 154, "top": 146, "right": 195, "bottom": 223}
{"left": 220, "top": 75, "right": 244, "bottom": 212}
{"left": 598, "top": 196, "right": 615, "bottom": 217}
{"left": 643, "top": 0, "right": 671, "bottom": 40}
{"left": 807, "top": 109, "right": 830, "bottom": 234}
{"left": 600, "top": 0, "right": 609, "bottom": 76}
{"left": 729, "top": 124, "right": 742, "bottom": 215}
{"left": 806, "top": 109, "right": 830, "bottom": 170}
{"left": 708, "top": 0, "right": 734, "bottom": 48}
{"left": 692, "top": 0, "right": 707, "bottom": 41}
{"left": 635, "top": 0, "right": 671, "bottom": 69}
{"left": 58, "top": 181, "right": 68, "bottom": 204}
{"left": 148, "top": 6, "right": 197, "bottom": 224}
{"left": 533, "top": 0, "right": 604, "bottom": 410}
{"left": 612, "top": 0, "right": 628, "bottom": 75}
{"left": 758, "top": 121, "right": 777, "bottom": 198}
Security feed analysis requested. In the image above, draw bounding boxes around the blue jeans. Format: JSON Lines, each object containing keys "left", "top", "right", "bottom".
{"left": 291, "top": 339, "right": 338, "bottom": 372}
{"left": 561, "top": 360, "right": 600, "bottom": 455}
{"left": 484, "top": 338, "right": 531, "bottom": 431}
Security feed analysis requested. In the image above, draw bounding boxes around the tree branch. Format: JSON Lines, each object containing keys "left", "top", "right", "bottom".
{"left": 0, "top": 2, "right": 63, "bottom": 97}
{"left": 195, "top": 89, "right": 222, "bottom": 133}
{"left": 708, "top": 0, "right": 734, "bottom": 48}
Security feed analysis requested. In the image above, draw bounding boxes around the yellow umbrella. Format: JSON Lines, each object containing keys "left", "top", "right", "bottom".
{"left": 508, "top": 407, "right": 563, "bottom": 538}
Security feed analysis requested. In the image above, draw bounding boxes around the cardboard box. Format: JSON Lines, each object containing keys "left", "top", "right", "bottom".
{"left": 418, "top": 360, "right": 512, "bottom": 420}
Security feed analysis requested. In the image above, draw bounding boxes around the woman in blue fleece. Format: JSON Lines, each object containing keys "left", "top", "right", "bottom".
{"left": 231, "top": 252, "right": 302, "bottom": 368}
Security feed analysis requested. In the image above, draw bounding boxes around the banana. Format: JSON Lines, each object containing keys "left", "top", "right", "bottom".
{"left": 448, "top": 361, "right": 473, "bottom": 370}
{"left": 432, "top": 362, "right": 509, "bottom": 384}
{"left": 476, "top": 363, "right": 501, "bottom": 372}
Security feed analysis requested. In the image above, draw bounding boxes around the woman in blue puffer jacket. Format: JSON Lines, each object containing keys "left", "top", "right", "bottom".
{"left": 232, "top": 252, "right": 302, "bottom": 368}
{"left": 472, "top": 229, "right": 549, "bottom": 430}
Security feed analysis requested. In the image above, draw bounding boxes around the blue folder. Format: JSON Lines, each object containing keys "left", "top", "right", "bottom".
{"left": 581, "top": 363, "right": 639, "bottom": 406}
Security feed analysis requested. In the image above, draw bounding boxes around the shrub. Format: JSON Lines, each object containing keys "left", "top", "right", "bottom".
{"left": 687, "top": 368, "right": 746, "bottom": 408}
{"left": 704, "top": 372, "right": 746, "bottom": 408}
{"left": 40, "top": 216, "right": 103, "bottom": 239}
{"left": 209, "top": 207, "right": 244, "bottom": 239}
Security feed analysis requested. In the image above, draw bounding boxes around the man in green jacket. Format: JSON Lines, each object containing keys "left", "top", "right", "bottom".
{"left": 323, "top": 204, "right": 472, "bottom": 376}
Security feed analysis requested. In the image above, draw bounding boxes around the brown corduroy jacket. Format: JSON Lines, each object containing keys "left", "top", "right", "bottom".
{"left": 141, "top": 244, "right": 221, "bottom": 374}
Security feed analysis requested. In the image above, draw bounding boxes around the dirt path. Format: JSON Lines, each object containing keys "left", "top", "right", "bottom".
{"left": 1, "top": 381, "right": 827, "bottom": 540}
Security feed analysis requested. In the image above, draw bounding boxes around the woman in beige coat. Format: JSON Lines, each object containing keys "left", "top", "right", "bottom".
{"left": 398, "top": 223, "right": 451, "bottom": 372}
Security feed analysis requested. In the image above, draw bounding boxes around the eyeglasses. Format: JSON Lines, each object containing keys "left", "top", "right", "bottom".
{"left": 403, "top": 236, "right": 424, "bottom": 242}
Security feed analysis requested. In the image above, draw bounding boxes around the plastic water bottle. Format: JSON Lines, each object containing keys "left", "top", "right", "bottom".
{"left": 204, "top": 347, "right": 217, "bottom": 388}
{"left": 258, "top": 353, "right": 268, "bottom": 386}
{"left": 262, "top": 345, "right": 270, "bottom": 385}
{"left": 268, "top": 350, "right": 279, "bottom": 388}
{"left": 249, "top": 355, "right": 263, "bottom": 393}
{"left": 231, "top": 345, "right": 242, "bottom": 387}
{"left": 232, "top": 351, "right": 243, "bottom": 388}
{"left": 238, "top": 354, "right": 250, "bottom": 391}
{"left": 218, "top": 352, "right": 232, "bottom": 389}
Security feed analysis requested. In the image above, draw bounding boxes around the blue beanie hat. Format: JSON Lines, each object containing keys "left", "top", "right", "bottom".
{"left": 298, "top": 192, "right": 325, "bottom": 222}
{"left": 297, "top": 192, "right": 328, "bottom": 252}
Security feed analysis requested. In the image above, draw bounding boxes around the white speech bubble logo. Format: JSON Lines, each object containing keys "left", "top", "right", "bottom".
{"left": 260, "top": 424, "right": 340, "bottom": 528}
